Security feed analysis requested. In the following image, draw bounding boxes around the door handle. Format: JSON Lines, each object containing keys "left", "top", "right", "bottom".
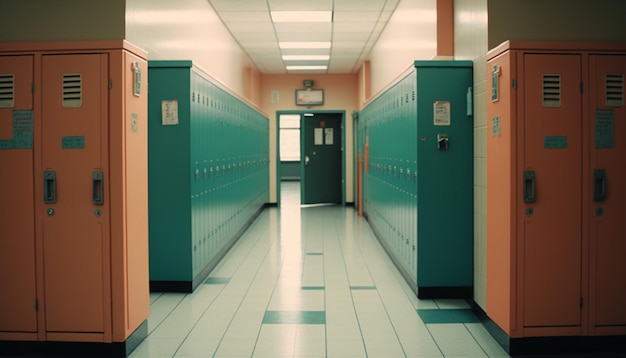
{"left": 93, "top": 171, "right": 104, "bottom": 205}
{"left": 594, "top": 169, "right": 606, "bottom": 202}
{"left": 523, "top": 170, "right": 536, "bottom": 203}
{"left": 44, "top": 170, "right": 57, "bottom": 203}
{"left": 305, "top": 155, "right": 310, "bottom": 166}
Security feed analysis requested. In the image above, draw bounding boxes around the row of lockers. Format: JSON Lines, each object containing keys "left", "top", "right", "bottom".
{"left": 357, "top": 61, "right": 474, "bottom": 298}
{"left": 148, "top": 61, "right": 269, "bottom": 292}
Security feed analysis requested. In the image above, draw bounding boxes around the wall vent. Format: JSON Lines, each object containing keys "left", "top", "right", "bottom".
{"left": 606, "top": 73, "right": 624, "bottom": 107}
{"left": 0, "top": 74, "right": 15, "bottom": 108}
{"left": 62, "top": 73, "right": 82, "bottom": 108}
{"left": 542, "top": 74, "right": 561, "bottom": 107}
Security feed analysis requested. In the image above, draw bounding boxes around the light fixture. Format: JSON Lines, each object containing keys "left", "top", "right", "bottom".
{"left": 286, "top": 65, "right": 328, "bottom": 71}
{"left": 279, "top": 42, "right": 331, "bottom": 49}
{"left": 271, "top": 11, "right": 332, "bottom": 23}
{"left": 282, "top": 55, "right": 330, "bottom": 61}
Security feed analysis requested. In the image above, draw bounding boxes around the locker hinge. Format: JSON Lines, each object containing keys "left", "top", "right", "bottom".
{"left": 580, "top": 82, "right": 584, "bottom": 93}
{"left": 31, "top": 82, "right": 35, "bottom": 93}
{"left": 580, "top": 297, "right": 584, "bottom": 309}
{"left": 108, "top": 79, "right": 113, "bottom": 89}
{"left": 512, "top": 79, "right": 517, "bottom": 89}
{"left": 35, "top": 299, "right": 39, "bottom": 312}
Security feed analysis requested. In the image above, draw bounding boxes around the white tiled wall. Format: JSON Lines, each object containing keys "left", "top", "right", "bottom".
{"left": 453, "top": 0, "right": 489, "bottom": 310}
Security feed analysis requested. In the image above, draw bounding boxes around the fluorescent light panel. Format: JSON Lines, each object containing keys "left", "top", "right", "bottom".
{"left": 286, "top": 65, "right": 328, "bottom": 71}
{"left": 282, "top": 55, "right": 330, "bottom": 61}
{"left": 279, "top": 42, "right": 331, "bottom": 49}
{"left": 271, "top": 11, "right": 332, "bottom": 23}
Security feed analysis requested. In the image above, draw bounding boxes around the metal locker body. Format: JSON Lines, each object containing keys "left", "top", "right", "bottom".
{"left": 41, "top": 53, "right": 109, "bottom": 334}
{"left": 521, "top": 54, "right": 583, "bottom": 329}
{"left": 589, "top": 54, "right": 626, "bottom": 334}
{"left": 0, "top": 55, "right": 37, "bottom": 335}
{"left": 486, "top": 41, "right": 626, "bottom": 345}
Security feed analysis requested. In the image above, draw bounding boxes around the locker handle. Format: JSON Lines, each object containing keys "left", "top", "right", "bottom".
{"left": 523, "top": 170, "right": 536, "bottom": 203}
{"left": 93, "top": 171, "right": 104, "bottom": 205}
{"left": 44, "top": 170, "right": 57, "bottom": 203}
{"left": 594, "top": 169, "right": 606, "bottom": 202}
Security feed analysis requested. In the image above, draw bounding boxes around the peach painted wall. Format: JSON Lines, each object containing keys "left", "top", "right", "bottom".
{"left": 366, "top": 0, "right": 437, "bottom": 98}
{"left": 125, "top": 0, "right": 256, "bottom": 98}
{"left": 260, "top": 74, "right": 359, "bottom": 204}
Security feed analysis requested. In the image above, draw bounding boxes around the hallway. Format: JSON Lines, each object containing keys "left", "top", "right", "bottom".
{"left": 130, "top": 182, "right": 508, "bottom": 357}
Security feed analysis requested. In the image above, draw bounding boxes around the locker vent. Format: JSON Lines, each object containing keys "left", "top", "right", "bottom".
{"left": 0, "top": 74, "right": 15, "bottom": 108}
{"left": 62, "top": 73, "right": 82, "bottom": 108}
{"left": 542, "top": 74, "right": 561, "bottom": 108}
{"left": 606, "top": 73, "right": 624, "bottom": 107}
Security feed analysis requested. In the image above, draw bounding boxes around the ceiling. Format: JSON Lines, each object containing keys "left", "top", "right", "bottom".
{"left": 207, "top": 0, "right": 401, "bottom": 74}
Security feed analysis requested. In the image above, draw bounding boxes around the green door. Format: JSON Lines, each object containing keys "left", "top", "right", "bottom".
{"left": 301, "top": 112, "right": 342, "bottom": 204}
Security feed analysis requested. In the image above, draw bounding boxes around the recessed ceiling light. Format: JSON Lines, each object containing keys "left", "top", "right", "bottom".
{"left": 271, "top": 11, "right": 332, "bottom": 23}
{"left": 282, "top": 55, "right": 330, "bottom": 61}
{"left": 286, "top": 65, "right": 328, "bottom": 71}
{"left": 279, "top": 42, "right": 332, "bottom": 49}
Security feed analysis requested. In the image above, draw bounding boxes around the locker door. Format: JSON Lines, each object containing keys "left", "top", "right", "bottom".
{"left": 589, "top": 54, "right": 626, "bottom": 330}
{"left": 0, "top": 55, "right": 37, "bottom": 333}
{"left": 41, "top": 54, "right": 109, "bottom": 334}
{"left": 522, "top": 54, "right": 582, "bottom": 328}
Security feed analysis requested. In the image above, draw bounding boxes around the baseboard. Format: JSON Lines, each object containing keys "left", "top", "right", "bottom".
{"left": 150, "top": 204, "right": 268, "bottom": 293}
{"left": 417, "top": 286, "right": 472, "bottom": 299}
{"left": 0, "top": 320, "right": 148, "bottom": 357}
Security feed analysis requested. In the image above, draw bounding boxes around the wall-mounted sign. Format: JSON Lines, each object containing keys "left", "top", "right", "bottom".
{"left": 296, "top": 89, "right": 324, "bottom": 106}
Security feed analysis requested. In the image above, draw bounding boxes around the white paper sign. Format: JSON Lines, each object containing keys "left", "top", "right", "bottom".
{"left": 325, "top": 128, "right": 334, "bottom": 145}
{"left": 314, "top": 128, "right": 323, "bottom": 145}
{"left": 162, "top": 100, "right": 179, "bottom": 126}
{"left": 434, "top": 101, "right": 451, "bottom": 126}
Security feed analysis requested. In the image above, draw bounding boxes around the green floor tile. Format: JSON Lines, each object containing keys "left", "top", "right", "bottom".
{"left": 204, "top": 277, "right": 231, "bottom": 285}
{"left": 263, "top": 311, "right": 326, "bottom": 324}
{"left": 306, "top": 252, "right": 323, "bottom": 255}
{"left": 350, "top": 285, "right": 376, "bottom": 290}
{"left": 301, "top": 286, "right": 325, "bottom": 290}
{"left": 417, "top": 309, "right": 479, "bottom": 324}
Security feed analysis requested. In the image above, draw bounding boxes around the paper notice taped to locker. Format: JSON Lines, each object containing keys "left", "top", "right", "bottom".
{"left": 162, "top": 100, "right": 179, "bottom": 126}
{"left": 434, "top": 101, "right": 451, "bottom": 126}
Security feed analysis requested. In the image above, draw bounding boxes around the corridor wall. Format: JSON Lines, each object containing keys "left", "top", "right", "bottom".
{"left": 148, "top": 61, "right": 269, "bottom": 292}
{"left": 357, "top": 61, "right": 473, "bottom": 298}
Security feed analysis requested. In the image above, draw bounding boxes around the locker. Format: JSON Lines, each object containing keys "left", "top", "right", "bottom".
{"left": 0, "top": 41, "right": 149, "bottom": 356}
{"left": 0, "top": 55, "right": 37, "bottom": 336}
{"left": 357, "top": 61, "right": 473, "bottom": 298}
{"left": 147, "top": 61, "right": 269, "bottom": 293}
{"left": 486, "top": 41, "right": 626, "bottom": 354}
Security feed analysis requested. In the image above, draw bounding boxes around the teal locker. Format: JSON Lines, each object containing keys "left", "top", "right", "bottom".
{"left": 358, "top": 61, "right": 473, "bottom": 298}
{"left": 148, "top": 61, "right": 269, "bottom": 292}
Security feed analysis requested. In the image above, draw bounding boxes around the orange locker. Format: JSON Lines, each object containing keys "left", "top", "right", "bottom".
{"left": 0, "top": 41, "right": 149, "bottom": 356}
{"left": 486, "top": 41, "right": 626, "bottom": 354}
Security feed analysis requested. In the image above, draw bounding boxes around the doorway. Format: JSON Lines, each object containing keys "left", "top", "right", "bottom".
{"left": 276, "top": 111, "right": 345, "bottom": 206}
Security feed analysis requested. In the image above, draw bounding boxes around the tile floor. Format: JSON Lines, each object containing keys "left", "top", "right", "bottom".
{"left": 128, "top": 182, "right": 598, "bottom": 358}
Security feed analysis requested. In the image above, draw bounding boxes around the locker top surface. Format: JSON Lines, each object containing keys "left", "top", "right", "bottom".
{"left": 148, "top": 60, "right": 193, "bottom": 69}
{"left": 0, "top": 40, "right": 147, "bottom": 59}
{"left": 413, "top": 60, "right": 473, "bottom": 68}
{"left": 487, "top": 40, "right": 626, "bottom": 61}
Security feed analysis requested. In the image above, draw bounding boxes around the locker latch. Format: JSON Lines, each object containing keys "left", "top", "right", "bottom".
{"left": 437, "top": 134, "right": 449, "bottom": 150}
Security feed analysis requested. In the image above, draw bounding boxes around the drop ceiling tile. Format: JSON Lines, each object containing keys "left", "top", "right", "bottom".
{"left": 234, "top": 32, "right": 278, "bottom": 42}
{"left": 209, "top": 0, "right": 268, "bottom": 11}
{"left": 333, "top": 32, "right": 372, "bottom": 41}
{"left": 333, "top": 0, "right": 387, "bottom": 11}
{"left": 228, "top": 22, "right": 275, "bottom": 33}
{"left": 333, "top": 11, "right": 382, "bottom": 22}
{"left": 218, "top": 11, "right": 272, "bottom": 22}
{"left": 268, "top": 0, "right": 332, "bottom": 11}
{"left": 333, "top": 22, "right": 377, "bottom": 33}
